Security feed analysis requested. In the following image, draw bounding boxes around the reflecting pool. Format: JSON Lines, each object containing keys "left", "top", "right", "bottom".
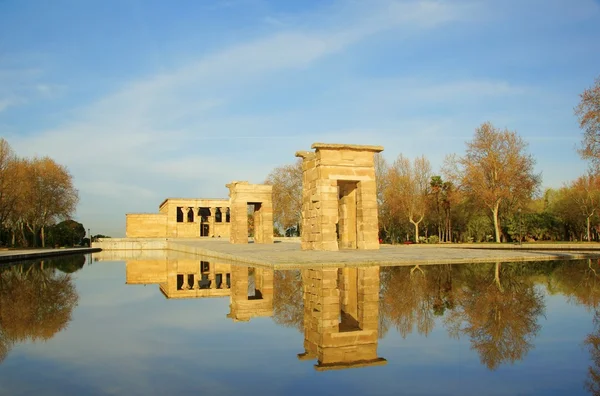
{"left": 1, "top": 254, "right": 599, "bottom": 395}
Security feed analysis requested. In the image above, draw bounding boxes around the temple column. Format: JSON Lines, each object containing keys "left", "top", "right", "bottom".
{"left": 210, "top": 206, "right": 216, "bottom": 237}
{"left": 183, "top": 207, "right": 190, "bottom": 223}
{"left": 181, "top": 273, "right": 190, "bottom": 290}
{"left": 209, "top": 266, "right": 216, "bottom": 289}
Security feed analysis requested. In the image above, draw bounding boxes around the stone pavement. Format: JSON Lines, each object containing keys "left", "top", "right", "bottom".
{"left": 162, "top": 239, "right": 600, "bottom": 269}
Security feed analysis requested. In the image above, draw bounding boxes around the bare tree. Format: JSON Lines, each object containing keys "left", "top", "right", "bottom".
{"left": 460, "top": 122, "right": 540, "bottom": 242}
{"left": 388, "top": 154, "right": 431, "bottom": 243}
{"left": 264, "top": 160, "right": 303, "bottom": 235}
{"left": 576, "top": 76, "right": 600, "bottom": 169}
{"left": 0, "top": 139, "right": 18, "bottom": 232}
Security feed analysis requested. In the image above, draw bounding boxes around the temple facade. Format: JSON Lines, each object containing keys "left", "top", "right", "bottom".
{"left": 126, "top": 198, "right": 232, "bottom": 238}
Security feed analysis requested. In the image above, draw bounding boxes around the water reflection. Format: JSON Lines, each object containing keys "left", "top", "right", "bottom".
{"left": 297, "top": 267, "right": 386, "bottom": 370}
{"left": 6, "top": 253, "right": 600, "bottom": 394}
{"left": 125, "top": 258, "right": 387, "bottom": 369}
{"left": 0, "top": 256, "right": 81, "bottom": 362}
{"left": 126, "top": 258, "right": 275, "bottom": 321}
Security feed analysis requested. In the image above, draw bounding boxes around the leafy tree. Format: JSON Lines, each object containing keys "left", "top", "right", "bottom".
{"left": 20, "top": 157, "right": 79, "bottom": 247}
{"left": 576, "top": 76, "right": 600, "bottom": 169}
{"left": 459, "top": 122, "right": 540, "bottom": 242}
{"left": 567, "top": 173, "right": 600, "bottom": 241}
{"left": 48, "top": 220, "right": 86, "bottom": 247}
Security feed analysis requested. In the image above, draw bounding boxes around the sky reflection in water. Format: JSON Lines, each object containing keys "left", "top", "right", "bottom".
{"left": 0, "top": 254, "right": 598, "bottom": 395}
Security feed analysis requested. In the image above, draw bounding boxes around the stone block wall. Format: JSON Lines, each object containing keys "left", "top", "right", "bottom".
{"left": 296, "top": 143, "right": 383, "bottom": 251}
{"left": 126, "top": 214, "right": 168, "bottom": 238}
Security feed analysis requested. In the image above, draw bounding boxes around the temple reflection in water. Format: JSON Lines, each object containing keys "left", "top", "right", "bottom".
{"left": 126, "top": 259, "right": 274, "bottom": 321}
{"left": 298, "top": 267, "right": 386, "bottom": 370}
{"left": 125, "top": 258, "right": 385, "bottom": 370}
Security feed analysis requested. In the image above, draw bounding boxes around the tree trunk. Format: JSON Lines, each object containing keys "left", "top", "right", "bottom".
{"left": 494, "top": 262, "right": 504, "bottom": 292}
{"left": 41, "top": 226, "right": 45, "bottom": 248}
{"left": 410, "top": 216, "right": 423, "bottom": 243}
{"left": 587, "top": 216, "right": 592, "bottom": 242}
{"left": 492, "top": 201, "right": 501, "bottom": 243}
{"left": 19, "top": 222, "right": 27, "bottom": 247}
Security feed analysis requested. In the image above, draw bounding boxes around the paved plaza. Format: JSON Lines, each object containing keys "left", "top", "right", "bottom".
{"left": 158, "top": 239, "right": 600, "bottom": 269}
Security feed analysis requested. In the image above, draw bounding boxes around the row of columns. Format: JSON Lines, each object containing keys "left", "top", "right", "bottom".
{"left": 179, "top": 207, "right": 230, "bottom": 224}
{"left": 178, "top": 271, "right": 231, "bottom": 290}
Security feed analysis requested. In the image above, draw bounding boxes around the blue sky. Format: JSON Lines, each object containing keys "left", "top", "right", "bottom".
{"left": 1, "top": 0, "right": 599, "bottom": 237}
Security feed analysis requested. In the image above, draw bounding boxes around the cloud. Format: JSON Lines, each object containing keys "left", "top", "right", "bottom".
{"left": 0, "top": 67, "right": 62, "bottom": 112}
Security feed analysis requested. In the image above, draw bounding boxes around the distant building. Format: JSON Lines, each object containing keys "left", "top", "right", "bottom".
{"left": 126, "top": 198, "right": 231, "bottom": 238}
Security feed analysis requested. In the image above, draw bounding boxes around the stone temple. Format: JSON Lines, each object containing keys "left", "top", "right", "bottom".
{"left": 125, "top": 143, "right": 383, "bottom": 251}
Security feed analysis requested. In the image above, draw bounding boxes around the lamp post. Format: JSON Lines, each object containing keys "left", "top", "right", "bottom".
{"left": 518, "top": 208, "right": 522, "bottom": 246}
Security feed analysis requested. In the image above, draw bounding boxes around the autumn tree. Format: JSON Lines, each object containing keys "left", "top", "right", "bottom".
{"left": 375, "top": 153, "right": 399, "bottom": 242}
{"left": 0, "top": 139, "right": 18, "bottom": 233}
{"left": 387, "top": 155, "right": 432, "bottom": 243}
{"left": 567, "top": 173, "right": 600, "bottom": 241}
{"left": 459, "top": 122, "right": 540, "bottom": 242}
{"left": 549, "top": 187, "right": 588, "bottom": 241}
{"left": 576, "top": 76, "right": 600, "bottom": 169}
{"left": 18, "top": 157, "right": 79, "bottom": 247}
{"left": 264, "top": 160, "right": 303, "bottom": 236}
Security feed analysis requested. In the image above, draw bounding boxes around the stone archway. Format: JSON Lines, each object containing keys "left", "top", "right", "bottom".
{"left": 226, "top": 181, "right": 273, "bottom": 244}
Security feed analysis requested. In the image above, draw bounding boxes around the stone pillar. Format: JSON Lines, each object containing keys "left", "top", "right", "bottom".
{"left": 209, "top": 265, "right": 216, "bottom": 289}
{"left": 209, "top": 206, "right": 216, "bottom": 237}
{"left": 182, "top": 207, "right": 190, "bottom": 223}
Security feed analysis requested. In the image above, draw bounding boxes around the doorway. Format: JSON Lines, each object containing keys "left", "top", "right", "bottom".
{"left": 337, "top": 181, "right": 358, "bottom": 249}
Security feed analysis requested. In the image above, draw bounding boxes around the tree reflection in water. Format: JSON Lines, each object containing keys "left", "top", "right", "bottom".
{"left": 445, "top": 262, "right": 545, "bottom": 370}
{"left": 380, "top": 264, "right": 455, "bottom": 338}
{"left": 0, "top": 258, "right": 80, "bottom": 362}
{"left": 380, "top": 261, "right": 545, "bottom": 370}
{"left": 585, "top": 311, "right": 600, "bottom": 395}
{"left": 556, "top": 259, "right": 600, "bottom": 395}
{"left": 272, "top": 269, "right": 303, "bottom": 332}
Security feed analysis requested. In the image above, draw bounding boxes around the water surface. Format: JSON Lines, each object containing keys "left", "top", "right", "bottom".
{"left": 0, "top": 254, "right": 598, "bottom": 395}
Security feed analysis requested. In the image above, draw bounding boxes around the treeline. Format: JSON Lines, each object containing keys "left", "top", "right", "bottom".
{"left": 266, "top": 76, "right": 600, "bottom": 243}
{"left": 0, "top": 138, "right": 79, "bottom": 247}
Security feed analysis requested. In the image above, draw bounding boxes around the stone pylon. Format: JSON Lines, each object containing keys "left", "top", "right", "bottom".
{"left": 295, "top": 143, "right": 383, "bottom": 251}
